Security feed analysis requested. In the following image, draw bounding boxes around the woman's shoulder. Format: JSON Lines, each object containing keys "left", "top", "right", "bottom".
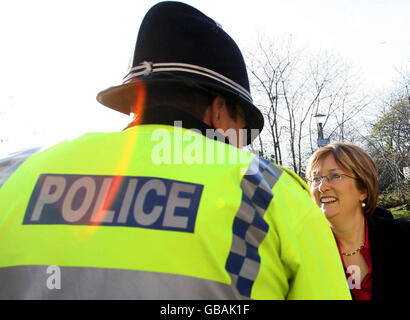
{"left": 367, "top": 215, "right": 410, "bottom": 270}
{"left": 372, "top": 206, "right": 394, "bottom": 219}
{"left": 368, "top": 214, "right": 410, "bottom": 240}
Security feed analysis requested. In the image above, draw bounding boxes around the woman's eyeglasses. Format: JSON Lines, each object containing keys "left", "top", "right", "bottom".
{"left": 308, "top": 173, "right": 356, "bottom": 186}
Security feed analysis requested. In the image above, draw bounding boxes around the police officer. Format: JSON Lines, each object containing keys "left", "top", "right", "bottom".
{"left": 0, "top": 1, "right": 351, "bottom": 299}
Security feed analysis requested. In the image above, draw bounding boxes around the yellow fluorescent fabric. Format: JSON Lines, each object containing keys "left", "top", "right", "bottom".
{"left": 253, "top": 171, "right": 350, "bottom": 299}
{"left": 0, "top": 125, "right": 351, "bottom": 299}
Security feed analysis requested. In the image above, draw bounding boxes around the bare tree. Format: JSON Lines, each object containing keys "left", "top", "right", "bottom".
{"left": 246, "top": 35, "right": 368, "bottom": 176}
{"left": 246, "top": 35, "right": 297, "bottom": 166}
{"left": 367, "top": 99, "right": 409, "bottom": 203}
{"left": 351, "top": 67, "right": 410, "bottom": 208}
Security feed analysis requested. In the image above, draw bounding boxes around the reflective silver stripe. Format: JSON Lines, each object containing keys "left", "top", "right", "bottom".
{"left": 0, "top": 147, "right": 42, "bottom": 189}
{"left": 123, "top": 61, "right": 253, "bottom": 102}
{"left": 225, "top": 157, "right": 283, "bottom": 297}
{"left": 0, "top": 265, "right": 247, "bottom": 300}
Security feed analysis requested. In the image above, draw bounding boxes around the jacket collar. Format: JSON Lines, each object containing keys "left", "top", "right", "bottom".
{"left": 366, "top": 214, "right": 377, "bottom": 257}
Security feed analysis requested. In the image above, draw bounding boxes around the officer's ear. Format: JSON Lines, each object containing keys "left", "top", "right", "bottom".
{"left": 209, "top": 96, "right": 226, "bottom": 129}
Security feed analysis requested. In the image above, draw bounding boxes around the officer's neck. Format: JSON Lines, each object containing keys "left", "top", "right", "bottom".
{"left": 125, "top": 105, "right": 230, "bottom": 145}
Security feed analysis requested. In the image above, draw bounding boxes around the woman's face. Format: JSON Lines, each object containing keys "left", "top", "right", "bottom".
{"left": 310, "top": 154, "right": 367, "bottom": 220}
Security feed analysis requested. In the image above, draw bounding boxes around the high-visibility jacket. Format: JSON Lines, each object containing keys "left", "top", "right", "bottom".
{"left": 0, "top": 123, "right": 351, "bottom": 299}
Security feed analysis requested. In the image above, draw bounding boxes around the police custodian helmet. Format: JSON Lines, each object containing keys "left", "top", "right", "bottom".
{"left": 96, "top": 1, "right": 264, "bottom": 142}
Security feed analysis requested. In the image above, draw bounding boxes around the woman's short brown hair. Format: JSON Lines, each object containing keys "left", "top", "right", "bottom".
{"left": 305, "top": 142, "right": 379, "bottom": 215}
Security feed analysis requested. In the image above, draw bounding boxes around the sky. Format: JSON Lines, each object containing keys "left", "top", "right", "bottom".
{"left": 0, "top": 0, "right": 409, "bottom": 157}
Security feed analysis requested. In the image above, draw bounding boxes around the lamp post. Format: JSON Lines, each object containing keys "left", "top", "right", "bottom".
{"left": 314, "top": 113, "right": 329, "bottom": 148}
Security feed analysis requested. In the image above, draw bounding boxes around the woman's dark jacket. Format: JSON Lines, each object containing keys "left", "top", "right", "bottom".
{"left": 367, "top": 210, "right": 410, "bottom": 300}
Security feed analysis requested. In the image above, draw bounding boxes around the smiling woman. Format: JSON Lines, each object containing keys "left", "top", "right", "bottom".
{"left": 306, "top": 142, "right": 379, "bottom": 217}
{"left": 308, "top": 152, "right": 371, "bottom": 224}
{"left": 306, "top": 142, "right": 410, "bottom": 300}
